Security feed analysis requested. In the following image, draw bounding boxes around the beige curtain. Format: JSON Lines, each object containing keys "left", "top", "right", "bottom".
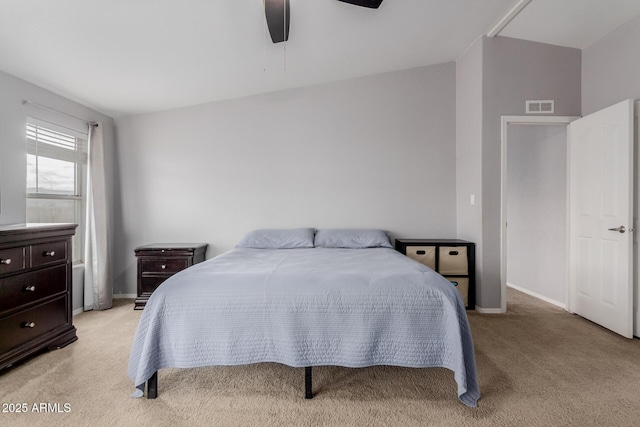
{"left": 84, "top": 123, "right": 112, "bottom": 311}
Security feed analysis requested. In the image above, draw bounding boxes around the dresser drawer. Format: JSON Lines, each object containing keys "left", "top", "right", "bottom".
{"left": 141, "top": 259, "right": 189, "bottom": 274}
{"left": 31, "top": 241, "right": 67, "bottom": 267}
{"left": 404, "top": 246, "right": 436, "bottom": 269}
{"left": 0, "top": 296, "right": 68, "bottom": 354}
{"left": 0, "top": 265, "right": 67, "bottom": 313}
{"left": 438, "top": 247, "right": 468, "bottom": 275}
{"left": 0, "top": 247, "right": 26, "bottom": 275}
{"left": 446, "top": 277, "right": 469, "bottom": 307}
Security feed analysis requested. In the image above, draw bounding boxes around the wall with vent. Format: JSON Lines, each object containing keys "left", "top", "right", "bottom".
{"left": 456, "top": 36, "right": 581, "bottom": 311}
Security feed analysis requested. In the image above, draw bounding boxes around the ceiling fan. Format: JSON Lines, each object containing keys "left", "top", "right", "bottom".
{"left": 265, "top": 0, "right": 384, "bottom": 44}
{"left": 337, "top": 0, "right": 384, "bottom": 8}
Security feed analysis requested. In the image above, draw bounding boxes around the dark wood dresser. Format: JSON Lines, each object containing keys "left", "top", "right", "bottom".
{"left": 134, "top": 243, "right": 208, "bottom": 310}
{"left": 395, "top": 238, "right": 476, "bottom": 310}
{"left": 0, "top": 223, "right": 78, "bottom": 370}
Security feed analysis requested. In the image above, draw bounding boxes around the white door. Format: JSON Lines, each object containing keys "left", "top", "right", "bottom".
{"left": 568, "top": 99, "right": 634, "bottom": 339}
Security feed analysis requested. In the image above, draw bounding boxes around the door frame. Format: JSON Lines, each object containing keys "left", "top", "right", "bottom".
{"left": 500, "top": 115, "right": 579, "bottom": 313}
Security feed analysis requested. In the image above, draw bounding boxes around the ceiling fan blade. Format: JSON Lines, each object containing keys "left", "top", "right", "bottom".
{"left": 265, "top": 0, "right": 290, "bottom": 43}
{"left": 337, "top": 0, "right": 384, "bottom": 8}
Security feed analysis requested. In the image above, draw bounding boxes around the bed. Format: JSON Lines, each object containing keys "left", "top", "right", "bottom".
{"left": 128, "top": 228, "right": 480, "bottom": 407}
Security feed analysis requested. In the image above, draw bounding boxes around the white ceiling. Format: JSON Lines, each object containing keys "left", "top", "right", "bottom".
{"left": 1, "top": 0, "right": 639, "bottom": 117}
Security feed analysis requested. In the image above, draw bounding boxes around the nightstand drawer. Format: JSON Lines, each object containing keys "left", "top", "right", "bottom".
{"left": 0, "top": 247, "right": 26, "bottom": 275}
{"left": 140, "top": 276, "right": 169, "bottom": 295}
{"left": 31, "top": 241, "right": 67, "bottom": 267}
{"left": 446, "top": 277, "right": 469, "bottom": 307}
{"left": 134, "top": 243, "right": 208, "bottom": 310}
{"left": 0, "top": 265, "right": 67, "bottom": 313}
{"left": 438, "top": 247, "right": 468, "bottom": 275}
{"left": 141, "top": 259, "right": 189, "bottom": 274}
{"left": 0, "top": 296, "right": 68, "bottom": 354}
{"left": 405, "top": 246, "right": 436, "bottom": 269}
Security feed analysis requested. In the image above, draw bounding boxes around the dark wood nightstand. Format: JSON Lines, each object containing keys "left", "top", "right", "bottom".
{"left": 134, "top": 243, "right": 208, "bottom": 310}
{"left": 395, "top": 239, "right": 475, "bottom": 310}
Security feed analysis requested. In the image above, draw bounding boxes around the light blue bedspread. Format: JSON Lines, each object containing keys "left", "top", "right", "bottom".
{"left": 128, "top": 248, "right": 480, "bottom": 407}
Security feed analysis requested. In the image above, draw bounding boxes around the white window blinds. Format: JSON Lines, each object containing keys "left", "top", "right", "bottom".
{"left": 26, "top": 119, "right": 88, "bottom": 165}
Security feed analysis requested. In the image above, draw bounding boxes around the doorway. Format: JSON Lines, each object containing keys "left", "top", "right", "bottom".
{"left": 500, "top": 116, "right": 579, "bottom": 312}
{"left": 506, "top": 124, "right": 568, "bottom": 307}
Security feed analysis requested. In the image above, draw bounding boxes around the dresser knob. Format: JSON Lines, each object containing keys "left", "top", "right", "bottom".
{"left": 44, "top": 251, "right": 56, "bottom": 257}
{"left": 22, "top": 321, "right": 36, "bottom": 328}
{"left": 161, "top": 264, "right": 167, "bottom": 270}
{"left": 24, "top": 285, "right": 36, "bottom": 292}
{"left": 0, "top": 258, "right": 11, "bottom": 265}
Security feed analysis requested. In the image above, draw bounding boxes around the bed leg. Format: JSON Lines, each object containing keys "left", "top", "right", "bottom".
{"left": 147, "top": 371, "right": 158, "bottom": 399}
{"left": 305, "top": 366, "right": 313, "bottom": 399}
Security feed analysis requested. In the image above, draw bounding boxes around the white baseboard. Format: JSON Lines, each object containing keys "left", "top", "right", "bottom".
{"left": 507, "top": 282, "right": 566, "bottom": 310}
{"left": 72, "top": 308, "right": 84, "bottom": 317}
{"left": 113, "top": 293, "right": 136, "bottom": 299}
{"left": 475, "top": 306, "right": 504, "bottom": 314}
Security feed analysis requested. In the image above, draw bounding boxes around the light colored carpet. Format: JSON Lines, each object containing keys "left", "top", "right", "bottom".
{"left": 1, "top": 289, "right": 640, "bottom": 426}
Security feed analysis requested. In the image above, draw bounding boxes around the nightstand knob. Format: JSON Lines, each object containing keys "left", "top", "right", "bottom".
{"left": 44, "top": 251, "right": 56, "bottom": 257}
{"left": 22, "top": 321, "right": 36, "bottom": 328}
{"left": 0, "top": 258, "right": 11, "bottom": 265}
{"left": 161, "top": 264, "right": 167, "bottom": 270}
{"left": 25, "top": 285, "right": 36, "bottom": 292}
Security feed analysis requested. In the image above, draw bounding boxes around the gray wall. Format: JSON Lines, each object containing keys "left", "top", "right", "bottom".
{"left": 455, "top": 38, "right": 484, "bottom": 305}
{"left": 582, "top": 14, "right": 640, "bottom": 116}
{"left": 456, "top": 36, "right": 581, "bottom": 310}
{"left": 506, "top": 125, "right": 567, "bottom": 306}
{"left": 113, "top": 63, "right": 457, "bottom": 296}
{"left": 6, "top": 16, "right": 632, "bottom": 308}
{"left": 482, "top": 36, "right": 581, "bottom": 309}
{"left": 0, "top": 70, "right": 115, "bottom": 312}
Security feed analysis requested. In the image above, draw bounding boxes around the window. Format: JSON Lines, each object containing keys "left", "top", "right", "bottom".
{"left": 26, "top": 119, "right": 88, "bottom": 262}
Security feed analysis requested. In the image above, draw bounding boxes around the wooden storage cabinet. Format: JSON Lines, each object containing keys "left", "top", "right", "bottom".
{"left": 395, "top": 239, "right": 475, "bottom": 310}
{"left": 134, "top": 243, "right": 208, "bottom": 310}
{"left": 0, "top": 223, "right": 78, "bottom": 370}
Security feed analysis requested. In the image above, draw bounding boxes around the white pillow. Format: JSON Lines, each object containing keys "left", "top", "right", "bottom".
{"left": 314, "top": 229, "right": 392, "bottom": 248}
{"left": 236, "top": 228, "right": 315, "bottom": 249}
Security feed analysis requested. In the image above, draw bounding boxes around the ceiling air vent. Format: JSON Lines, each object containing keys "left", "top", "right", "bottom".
{"left": 526, "top": 100, "right": 554, "bottom": 114}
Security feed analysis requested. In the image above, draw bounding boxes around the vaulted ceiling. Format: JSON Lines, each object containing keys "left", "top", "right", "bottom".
{"left": 1, "top": 0, "right": 639, "bottom": 117}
